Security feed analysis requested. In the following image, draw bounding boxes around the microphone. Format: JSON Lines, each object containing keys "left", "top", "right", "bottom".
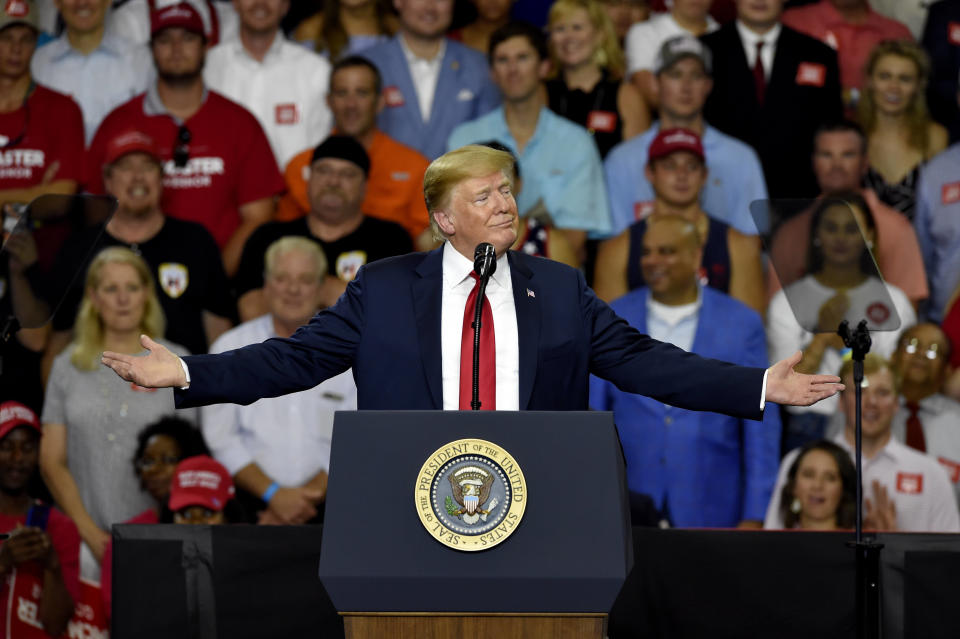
{"left": 473, "top": 243, "right": 497, "bottom": 280}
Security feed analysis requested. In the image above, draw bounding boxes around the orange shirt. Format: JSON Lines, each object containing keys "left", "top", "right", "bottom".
{"left": 277, "top": 131, "right": 431, "bottom": 240}
{"left": 766, "top": 189, "right": 929, "bottom": 305}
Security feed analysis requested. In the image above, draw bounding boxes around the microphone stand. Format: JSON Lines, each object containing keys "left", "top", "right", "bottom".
{"left": 471, "top": 244, "right": 496, "bottom": 410}
{"left": 838, "top": 319, "right": 882, "bottom": 639}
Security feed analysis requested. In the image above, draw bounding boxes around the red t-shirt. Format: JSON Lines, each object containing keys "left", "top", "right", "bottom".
{"left": 87, "top": 91, "right": 285, "bottom": 248}
{"left": 0, "top": 506, "right": 81, "bottom": 638}
{"left": 0, "top": 85, "right": 84, "bottom": 190}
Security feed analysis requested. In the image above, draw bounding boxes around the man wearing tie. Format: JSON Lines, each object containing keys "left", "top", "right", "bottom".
{"left": 101, "top": 145, "right": 842, "bottom": 416}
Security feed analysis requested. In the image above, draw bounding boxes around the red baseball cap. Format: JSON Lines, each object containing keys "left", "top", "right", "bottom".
{"left": 648, "top": 128, "right": 705, "bottom": 164}
{"left": 103, "top": 130, "right": 161, "bottom": 167}
{"left": 0, "top": 401, "right": 41, "bottom": 441}
{"left": 168, "top": 456, "right": 235, "bottom": 512}
{"left": 150, "top": 2, "right": 204, "bottom": 38}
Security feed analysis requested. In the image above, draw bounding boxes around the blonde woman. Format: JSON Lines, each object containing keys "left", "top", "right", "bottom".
{"left": 39, "top": 247, "right": 196, "bottom": 580}
{"left": 859, "top": 39, "right": 948, "bottom": 219}
{"left": 546, "top": 0, "right": 649, "bottom": 157}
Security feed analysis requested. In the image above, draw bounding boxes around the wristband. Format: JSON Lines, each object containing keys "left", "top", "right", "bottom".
{"left": 262, "top": 482, "right": 280, "bottom": 503}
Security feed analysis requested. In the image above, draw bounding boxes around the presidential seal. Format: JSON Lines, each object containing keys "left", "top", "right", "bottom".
{"left": 414, "top": 439, "right": 526, "bottom": 551}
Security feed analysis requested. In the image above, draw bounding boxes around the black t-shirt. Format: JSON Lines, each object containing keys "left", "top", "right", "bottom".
{"left": 49, "top": 218, "right": 235, "bottom": 355}
{"left": 0, "top": 261, "right": 44, "bottom": 413}
{"left": 233, "top": 215, "right": 414, "bottom": 297}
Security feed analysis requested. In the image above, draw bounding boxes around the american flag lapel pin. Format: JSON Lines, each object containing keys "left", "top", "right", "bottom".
{"left": 527, "top": 288, "right": 535, "bottom": 298}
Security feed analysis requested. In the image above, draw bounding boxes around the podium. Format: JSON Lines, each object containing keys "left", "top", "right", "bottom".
{"left": 318, "top": 410, "right": 633, "bottom": 639}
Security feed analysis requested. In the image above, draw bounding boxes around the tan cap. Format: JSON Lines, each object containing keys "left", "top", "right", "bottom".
{"left": 0, "top": 0, "right": 38, "bottom": 32}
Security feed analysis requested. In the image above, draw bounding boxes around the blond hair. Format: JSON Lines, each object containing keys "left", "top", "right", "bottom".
{"left": 858, "top": 39, "right": 932, "bottom": 151}
{"left": 423, "top": 145, "right": 516, "bottom": 242}
{"left": 264, "top": 236, "right": 328, "bottom": 281}
{"left": 547, "top": 0, "right": 626, "bottom": 79}
{"left": 838, "top": 353, "right": 900, "bottom": 394}
{"left": 71, "top": 247, "right": 165, "bottom": 371}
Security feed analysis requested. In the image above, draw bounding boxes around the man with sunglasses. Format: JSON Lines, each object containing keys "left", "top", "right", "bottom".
{"left": 86, "top": 2, "right": 284, "bottom": 277}
{"left": 890, "top": 323, "right": 960, "bottom": 504}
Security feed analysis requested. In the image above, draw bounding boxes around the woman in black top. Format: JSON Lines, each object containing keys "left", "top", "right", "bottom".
{"left": 546, "top": 0, "right": 649, "bottom": 158}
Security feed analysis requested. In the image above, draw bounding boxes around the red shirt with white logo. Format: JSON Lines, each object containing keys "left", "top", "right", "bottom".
{"left": 0, "top": 507, "right": 81, "bottom": 638}
{"left": 86, "top": 90, "right": 285, "bottom": 248}
{"left": 0, "top": 85, "right": 84, "bottom": 191}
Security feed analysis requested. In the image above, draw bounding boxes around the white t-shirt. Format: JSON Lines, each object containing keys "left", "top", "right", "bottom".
{"left": 624, "top": 11, "right": 719, "bottom": 76}
{"left": 204, "top": 32, "right": 332, "bottom": 171}
{"left": 764, "top": 432, "right": 960, "bottom": 533}
{"left": 766, "top": 275, "right": 916, "bottom": 415}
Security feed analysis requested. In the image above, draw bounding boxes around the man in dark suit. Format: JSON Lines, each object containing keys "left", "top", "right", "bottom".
{"left": 101, "top": 145, "right": 843, "bottom": 417}
{"left": 922, "top": 0, "right": 960, "bottom": 143}
{"left": 702, "top": 0, "right": 843, "bottom": 199}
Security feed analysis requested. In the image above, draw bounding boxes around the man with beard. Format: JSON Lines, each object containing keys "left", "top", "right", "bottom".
{"left": 233, "top": 135, "right": 412, "bottom": 320}
{"left": 46, "top": 130, "right": 235, "bottom": 357}
{"left": 0, "top": 401, "right": 79, "bottom": 638}
{"left": 86, "top": 2, "right": 284, "bottom": 277}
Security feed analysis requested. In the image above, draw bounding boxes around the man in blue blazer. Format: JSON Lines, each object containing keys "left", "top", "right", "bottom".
{"left": 590, "top": 216, "right": 779, "bottom": 528}
{"left": 102, "top": 145, "right": 843, "bottom": 419}
{"left": 361, "top": 0, "right": 500, "bottom": 160}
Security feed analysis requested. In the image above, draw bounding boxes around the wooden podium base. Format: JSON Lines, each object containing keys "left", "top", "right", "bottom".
{"left": 342, "top": 612, "right": 607, "bottom": 639}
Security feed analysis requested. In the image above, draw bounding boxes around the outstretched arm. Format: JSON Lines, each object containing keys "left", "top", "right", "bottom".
{"left": 101, "top": 335, "right": 186, "bottom": 389}
{"left": 765, "top": 350, "right": 845, "bottom": 407}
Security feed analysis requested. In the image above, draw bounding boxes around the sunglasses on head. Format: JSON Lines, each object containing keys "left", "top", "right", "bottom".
{"left": 173, "top": 125, "right": 192, "bottom": 168}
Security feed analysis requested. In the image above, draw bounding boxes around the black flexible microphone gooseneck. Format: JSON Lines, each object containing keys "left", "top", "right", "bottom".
{"left": 470, "top": 243, "right": 497, "bottom": 410}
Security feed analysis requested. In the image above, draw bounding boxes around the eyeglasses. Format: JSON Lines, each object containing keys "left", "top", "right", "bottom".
{"left": 173, "top": 125, "right": 191, "bottom": 168}
{"left": 135, "top": 455, "right": 181, "bottom": 472}
{"left": 904, "top": 338, "right": 942, "bottom": 360}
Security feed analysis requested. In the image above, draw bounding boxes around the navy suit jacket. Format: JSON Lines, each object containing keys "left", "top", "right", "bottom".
{"left": 175, "top": 249, "right": 766, "bottom": 419}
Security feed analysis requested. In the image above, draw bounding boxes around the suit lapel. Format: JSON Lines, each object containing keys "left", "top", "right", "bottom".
{"left": 724, "top": 25, "right": 761, "bottom": 111}
{"left": 388, "top": 36, "right": 425, "bottom": 131}
{"left": 767, "top": 29, "right": 797, "bottom": 103}
{"left": 508, "top": 252, "right": 539, "bottom": 410}
{"left": 413, "top": 248, "right": 444, "bottom": 408}
{"left": 690, "top": 289, "right": 714, "bottom": 356}
{"left": 430, "top": 43, "right": 459, "bottom": 129}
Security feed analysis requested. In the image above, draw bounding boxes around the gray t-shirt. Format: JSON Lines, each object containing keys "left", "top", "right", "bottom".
{"left": 42, "top": 340, "right": 199, "bottom": 531}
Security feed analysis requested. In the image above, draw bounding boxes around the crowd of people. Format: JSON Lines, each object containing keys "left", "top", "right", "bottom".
{"left": 1, "top": 0, "right": 960, "bottom": 634}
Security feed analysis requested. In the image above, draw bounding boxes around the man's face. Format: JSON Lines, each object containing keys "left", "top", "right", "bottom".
{"left": 104, "top": 152, "right": 164, "bottom": 217}
{"left": 434, "top": 170, "right": 518, "bottom": 257}
{"left": 735, "top": 0, "right": 784, "bottom": 28}
{"left": 0, "top": 25, "right": 37, "bottom": 80}
{"left": 151, "top": 27, "right": 206, "bottom": 83}
{"left": 892, "top": 324, "right": 951, "bottom": 393}
{"left": 328, "top": 66, "right": 381, "bottom": 138}
{"left": 813, "top": 131, "right": 867, "bottom": 193}
{"left": 393, "top": 0, "right": 453, "bottom": 39}
{"left": 842, "top": 367, "right": 898, "bottom": 439}
{"left": 233, "top": 0, "right": 288, "bottom": 35}
{"left": 490, "top": 35, "right": 547, "bottom": 103}
{"left": 308, "top": 157, "right": 367, "bottom": 221}
{"left": 0, "top": 427, "right": 39, "bottom": 495}
{"left": 640, "top": 220, "right": 702, "bottom": 299}
{"left": 264, "top": 248, "right": 324, "bottom": 327}
{"left": 657, "top": 57, "right": 712, "bottom": 121}
{"left": 55, "top": 0, "right": 110, "bottom": 34}
{"left": 645, "top": 151, "right": 707, "bottom": 208}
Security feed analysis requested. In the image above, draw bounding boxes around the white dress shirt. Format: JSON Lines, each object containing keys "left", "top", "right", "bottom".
{"left": 891, "top": 393, "right": 960, "bottom": 504}
{"left": 399, "top": 34, "right": 446, "bottom": 123}
{"left": 204, "top": 31, "right": 332, "bottom": 170}
{"left": 200, "top": 315, "right": 357, "bottom": 486}
{"left": 440, "top": 242, "right": 520, "bottom": 410}
{"left": 735, "top": 20, "right": 781, "bottom": 80}
{"left": 764, "top": 431, "right": 960, "bottom": 532}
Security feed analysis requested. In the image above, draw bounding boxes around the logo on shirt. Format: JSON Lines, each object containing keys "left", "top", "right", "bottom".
{"left": 390, "top": 171, "right": 411, "bottom": 182}
{"left": 866, "top": 302, "right": 890, "bottom": 325}
{"left": 896, "top": 472, "right": 924, "bottom": 494}
{"left": 949, "top": 22, "right": 960, "bottom": 46}
{"left": 942, "top": 181, "right": 960, "bottom": 205}
{"left": 275, "top": 103, "right": 300, "bottom": 125}
{"left": 587, "top": 110, "right": 617, "bottom": 133}
{"left": 823, "top": 31, "right": 838, "bottom": 50}
{"left": 456, "top": 88, "right": 475, "bottom": 102}
{"left": 4, "top": 0, "right": 29, "bottom": 18}
{"left": 939, "top": 457, "right": 960, "bottom": 483}
{"left": 163, "top": 156, "right": 225, "bottom": 189}
{"left": 633, "top": 201, "right": 654, "bottom": 221}
{"left": 414, "top": 438, "right": 527, "bottom": 552}
{"left": 0, "top": 149, "right": 45, "bottom": 180}
{"left": 158, "top": 262, "right": 189, "bottom": 299}
{"left": 335, "top": 251, "right": 367, "bottom": 282}
{"left": 383, "top": 86, "right": 405, "bottom": 108}
{"left": 796, "top": 62, "right": 826, "bottom": 87}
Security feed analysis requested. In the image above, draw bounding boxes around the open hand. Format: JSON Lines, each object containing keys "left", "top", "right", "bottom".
{"left": 766, "top": 351, "right": 845, "bottom": 406}
{"left": 101, "top": 335, "right": 186, "bottom": 388}
{"left": 864, "top": 481, "right": 897, "bottom": 531}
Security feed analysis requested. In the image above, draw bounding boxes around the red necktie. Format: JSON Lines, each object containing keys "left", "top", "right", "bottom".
{"left": 905, "top": 401, "right": 926, "bottom": 452}
{"left": 459, "top": 272, "right": 496, "bottom": 410}
{"left": 753, "top": 41, "right": 766, "bottom": 106}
